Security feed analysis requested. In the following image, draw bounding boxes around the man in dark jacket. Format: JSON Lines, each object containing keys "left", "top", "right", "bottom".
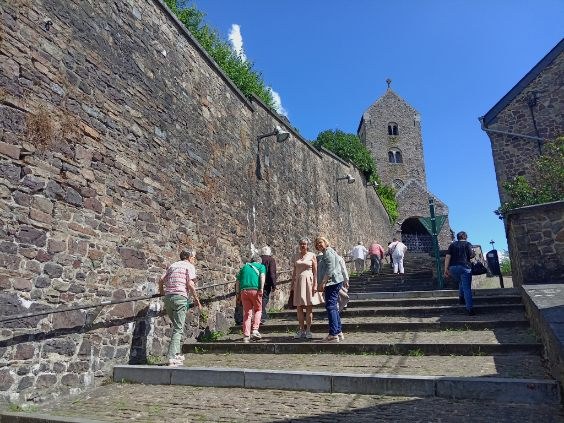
{"left": 444, "top": 231, "right": 476, "bottom": 315}
{"left": 260, "top": 245, "right": 277, "bottom": 324}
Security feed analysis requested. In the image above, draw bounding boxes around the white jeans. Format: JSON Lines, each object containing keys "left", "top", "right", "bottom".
{"left": 392, "top": 254, "right": 404, "bottom": 274}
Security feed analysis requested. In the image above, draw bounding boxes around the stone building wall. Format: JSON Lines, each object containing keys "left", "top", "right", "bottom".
{"left": 0, "top": 0, "right": 393, "bottom": 403}
{"left": 505, "top": 201, "right": 564, "bottom": 287}
{"left": 484, "top": 51, "right": 563, "bottom": 205}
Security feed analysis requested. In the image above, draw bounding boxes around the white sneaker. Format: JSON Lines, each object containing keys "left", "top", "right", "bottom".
{"left": 337, "top": 332, "right": 345, "bottom": 341}
{"left": 321, "top": 335, "right": 340, "bottom": 343}
{"left": 251, "top": 330, "right": 262, "bottom": 340}
{"left": 167, "top": 356, "right": 183, "bottom": 367}
{"left": 305, "top": 330, "right": 313, "bottom": 339}
{"left": 242, "top": 336, "right": 250, "bottom": 343}
{"left": 294, "top": 330, "right": 304, "bottom": 339}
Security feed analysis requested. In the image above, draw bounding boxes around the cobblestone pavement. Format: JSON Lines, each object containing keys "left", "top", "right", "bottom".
{"left": 216, "top": 328, "right": 537, "bottom": 344}
{"left": 179, "top": 353, "right": 550, "bottom": 379}
{"left": 36, "top": 384, "right": 564, "bottom": 423}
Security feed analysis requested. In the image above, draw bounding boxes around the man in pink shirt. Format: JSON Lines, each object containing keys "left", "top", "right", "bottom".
{"left": 159, "top": 250, "right": 202, "bottom": 366}
{"left": 368, "top": 241, "right": 385, "bottom": 275}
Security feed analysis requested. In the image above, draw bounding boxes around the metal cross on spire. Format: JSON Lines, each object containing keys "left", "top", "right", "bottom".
{"left": 386, "top": 78, "right": 392, "bottom": 89}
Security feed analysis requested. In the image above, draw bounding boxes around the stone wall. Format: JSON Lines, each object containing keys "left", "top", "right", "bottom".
{"left": 0, "top": 0, "right": 393, "bottom": 403}
{"left": 485, "top": 51, "right": 563, "bottom": 205}
{"left": 505, "top": 201, "right": 564, "bottom": 287}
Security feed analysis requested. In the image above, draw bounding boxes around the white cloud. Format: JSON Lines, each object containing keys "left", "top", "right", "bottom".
{"left": 268, "top": 87, "right": 288, "bottom": 117}
{"left": 228, "top": 24, "right": 288, "bottom": 117}
{"left": 228, "top": 24, "right": 246, "bottom": 62}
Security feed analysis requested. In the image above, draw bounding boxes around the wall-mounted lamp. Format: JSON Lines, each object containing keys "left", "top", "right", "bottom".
{"left": 367, "top": 181, "right": 379, "bottom": 188}
{"left": 336, "top": 174, "right": 355, "bottom": 184}
{"left": 256, "top": 125, "right": 290, "bottom": 143}
{"left": 256, "top": 125, "right": 290, "bottom": 180}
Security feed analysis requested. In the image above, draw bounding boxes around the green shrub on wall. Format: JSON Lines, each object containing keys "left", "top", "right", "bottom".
{"left": 313, "top": 129, "right": 399, "bottom": 222}
{"left": 497, "top": 136, "right": 564, "bottom": 216}
{"left": 164, "top": 0, "right": 275, "bottom": 109}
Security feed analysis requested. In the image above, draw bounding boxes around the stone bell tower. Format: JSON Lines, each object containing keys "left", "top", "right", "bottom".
{"left": 357, "top": 79, "right": 428, "bottom": 192}
{"left": 357, "top": 80, "right": 452, "bottom": 250}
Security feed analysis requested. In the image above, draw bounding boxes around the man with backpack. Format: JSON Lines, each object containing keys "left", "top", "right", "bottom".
{"left": 444, "top": 231, "right": 476, "bottom": 315}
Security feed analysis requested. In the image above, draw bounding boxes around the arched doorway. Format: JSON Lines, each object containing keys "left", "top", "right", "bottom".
{"left": 401, "top": 217, "right": 433, "bottom": 253}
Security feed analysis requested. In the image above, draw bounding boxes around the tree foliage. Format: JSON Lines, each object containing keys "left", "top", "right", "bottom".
{"left": 498, "top": 137, "right": 564, "bottom": 216}
{"left": 164, "top": 0, "right": 275, "bottom": 108}
{"left": 313, "top": 130, "right": 399, "bottom": 222}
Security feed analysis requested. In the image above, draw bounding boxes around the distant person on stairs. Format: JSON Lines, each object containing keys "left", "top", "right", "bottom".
{"left": 350, "top": 241, "right": 369, "bottom": 273}
{"left": 336, "top": 250, "right": 350, "bottom": 312}
{"left": 368, "top": 241, "right": 386, "bottom": 275}
{"left": 444, "top": 231, "right": 476, "bottom": 316}
{"left": 260, "top": 245, "right": 277, "bottom": 324}
{"left": 159, "top": 250, "right": 202, "bottom": 367}
{"left": 388, "top": 238, "right": 408, "bottom": 277}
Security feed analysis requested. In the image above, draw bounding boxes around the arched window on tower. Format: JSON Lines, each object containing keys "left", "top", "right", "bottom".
{"left": 388, "top": 148, "right": 403, "bottom": 164}
{"left": 387, "top": 122, "right": 399, "bottom": 136}
{"left": 393, "top": 179, "right": 404, "bottom": 189}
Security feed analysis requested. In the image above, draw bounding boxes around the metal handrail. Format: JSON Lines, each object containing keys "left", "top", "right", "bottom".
{"left": 0, "top": 271, "right": 293, "bottom": 324}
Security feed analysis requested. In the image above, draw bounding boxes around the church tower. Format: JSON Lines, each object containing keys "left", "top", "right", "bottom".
{"left": 358, "top": 80, "right": 452, "bottom": 250}
{"left": 357, "top": 79, "right": 427, "bottom": 191}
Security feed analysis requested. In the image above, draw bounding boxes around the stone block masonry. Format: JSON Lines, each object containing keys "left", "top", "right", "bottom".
{"left": 0, "top": 0, "right": 393, "bottom": 403}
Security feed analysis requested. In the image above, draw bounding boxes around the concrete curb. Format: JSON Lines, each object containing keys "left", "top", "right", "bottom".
{"left": 113, "top": 365, "right": 561, "bottom": 404}
{"left": 0, "top": 412, "right": 105, "bottom": 423}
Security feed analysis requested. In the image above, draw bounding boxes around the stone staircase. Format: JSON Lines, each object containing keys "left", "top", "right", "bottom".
{"left": 112, "top": 273, "right": 560, "bottom": 405}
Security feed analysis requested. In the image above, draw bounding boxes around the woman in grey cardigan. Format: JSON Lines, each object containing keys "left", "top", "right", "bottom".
{"left": 315, "top": 236, "right": 345, "bottom": 342}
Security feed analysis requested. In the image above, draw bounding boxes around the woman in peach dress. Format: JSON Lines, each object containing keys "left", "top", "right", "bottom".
{"left": 292, "top": 238, "right": 324, "bottom": 339}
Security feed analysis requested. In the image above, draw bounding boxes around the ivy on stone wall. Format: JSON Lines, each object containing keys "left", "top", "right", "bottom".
{"left": 164, "top": 0, "right": 275, "bottom": 109}
{"left": 313, "top": 130, "right": 399, "bottom": 222}
{"left": 497, "top": 136, "right": 564, "bottom": 216}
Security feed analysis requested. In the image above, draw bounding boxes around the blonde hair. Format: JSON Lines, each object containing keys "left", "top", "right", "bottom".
{"left": 314, "top": 236, "right": 330, "bottom": 248}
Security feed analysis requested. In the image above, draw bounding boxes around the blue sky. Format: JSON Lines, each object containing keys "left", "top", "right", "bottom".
{"left": 191, "top": 0, "right": 563, "bottom": 253}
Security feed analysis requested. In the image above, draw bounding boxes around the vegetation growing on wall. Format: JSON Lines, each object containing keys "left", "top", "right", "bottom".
{"left": 313, "top": 129, "right": 399, "bottom": 222}
{"left": 164, "top": 0, "right": 275, "bottom": 109}
{"left": 497, "top": 136, "right": 564, "bottom": 216}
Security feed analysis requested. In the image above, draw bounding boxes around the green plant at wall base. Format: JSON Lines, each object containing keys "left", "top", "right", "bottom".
{"left": 199, "top": 330, "right": 224, "bottom": 342}
{"left": 163, "top": 0, "right": 275, "bottom": 109}
{"left": 500, "top": 257, "right": 511, "bottom": 276}
{"left": 313, "top": 129, "right": 399, "bottom": 222}
{"left": 497, "top": 137, "right": 564, "bottom": 216}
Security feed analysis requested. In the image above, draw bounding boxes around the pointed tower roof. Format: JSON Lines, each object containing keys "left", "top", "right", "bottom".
{"left": 357, "top": 80, "right": 419, "bottom": 133}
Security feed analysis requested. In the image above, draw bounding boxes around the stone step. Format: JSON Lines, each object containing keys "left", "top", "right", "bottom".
{"left": 174, "top": 352, "right": 551, "bottom": 380}
{"left": 206, "top": 327, "right": 537, "bottom": 344}
{"left": 184, "top": 342, "right": 542, "bottom": 356}
{"left": 349, "top": 287, "right": 518, "bottom": 299}
{"left": 341, "top": 295, "right": 522, "bottom": 307}
{"left": 273, "top": 303, "right": 524, "bottom": 319}
{"left": 113, "top": 365, "right": 560, "bottom": 405}
{"left": 188, "top": 328, "right": 541, "bottom": 356}
{"left": 253, "top": 318, "right": 529, "bottom": 333}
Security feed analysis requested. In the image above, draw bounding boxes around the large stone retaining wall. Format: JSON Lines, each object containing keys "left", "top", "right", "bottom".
{"left": 505, "top": 201, "right": 564, "bottom": 287}
{"left": 0, "top": 0, "right": 393, "bottom": 403}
